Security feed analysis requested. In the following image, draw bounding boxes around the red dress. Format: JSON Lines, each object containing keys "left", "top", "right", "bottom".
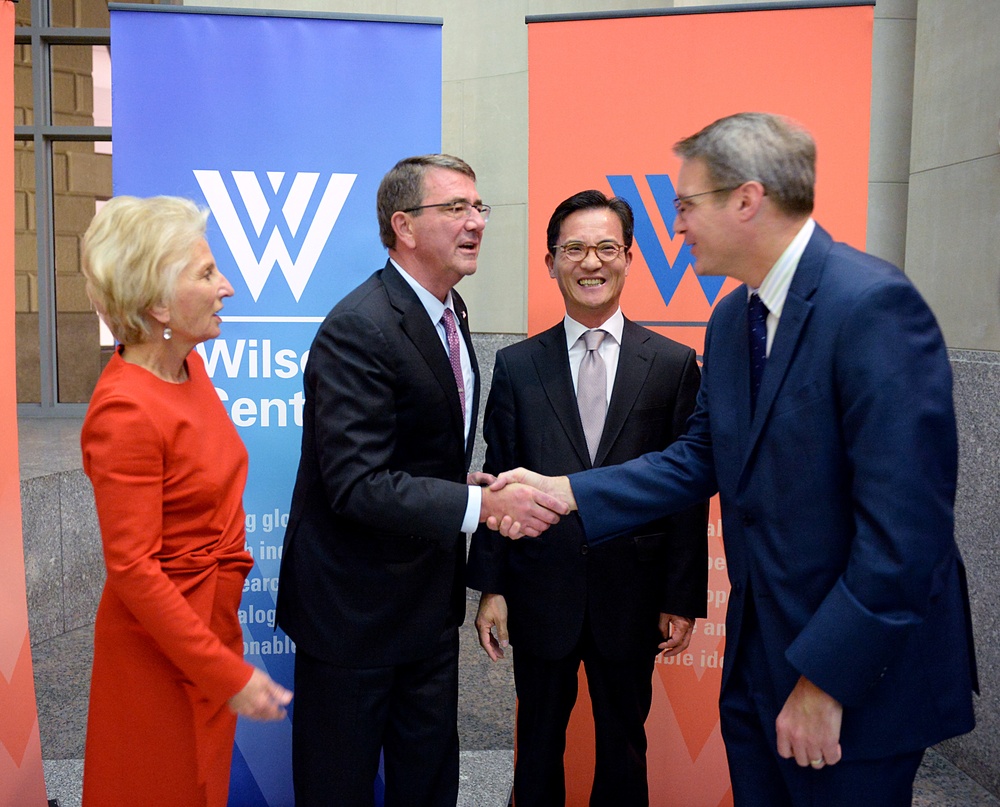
{"left": 81, "top": 349, "right": 254, "bottom": 807}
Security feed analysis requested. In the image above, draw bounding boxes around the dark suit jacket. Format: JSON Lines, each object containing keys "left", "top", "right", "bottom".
{"left": 467, "top": 318, "right": 707, "bottom": 661}
{"left": 570, "top": 225, "right": 977, "bottom": 759}
{"left": 277, "top": 261, "right": 479, "bottom": 668}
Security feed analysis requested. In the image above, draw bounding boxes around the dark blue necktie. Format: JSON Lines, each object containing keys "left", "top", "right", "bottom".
{"left": 748, "top": 293, "right": 769, "bottom": 413}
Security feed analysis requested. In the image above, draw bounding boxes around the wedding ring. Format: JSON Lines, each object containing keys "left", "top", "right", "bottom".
{"left": 809, "top": 758, "right": 824, "bottom": 767}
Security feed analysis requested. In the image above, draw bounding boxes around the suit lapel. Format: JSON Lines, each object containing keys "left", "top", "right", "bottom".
{"left": 531, "top": 323, "right": 593, "bottom": 468}
{"left": 595, "top": 318, "right": 653, "bottom": 466}
{"left": 382, "top": 262, "right": 467, "bottom": 447}
{"left": 452, "top": 289, "right": 480, "bottom": 464}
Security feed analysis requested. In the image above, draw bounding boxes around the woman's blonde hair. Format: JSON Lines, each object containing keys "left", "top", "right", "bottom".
{"left": 81, "top": 196, "right": 209, "bottom": 345}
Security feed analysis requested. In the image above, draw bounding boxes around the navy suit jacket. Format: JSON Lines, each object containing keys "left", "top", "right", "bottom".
{"left": 571, "top": 225, "right": 977, "bottom": 760}
{"left": 277, "top": 261, "right": 478, "bottom": 667}
{"left": 467, "top": 318, "right": 707, "bottom": 661}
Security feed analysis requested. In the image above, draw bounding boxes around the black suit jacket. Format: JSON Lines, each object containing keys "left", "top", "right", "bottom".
{"left": 277, "top": 261, "right": 479, "bottom": 667}
{"left": 467, "top": 318, "right": 707, "bottom": 661}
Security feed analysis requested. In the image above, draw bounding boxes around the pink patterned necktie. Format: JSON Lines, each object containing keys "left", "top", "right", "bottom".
{"left": 577, "top": 329, "right": 607, "bottom": 462}
{"left": 441, "top": 308, "right": 466, "bottom": 422}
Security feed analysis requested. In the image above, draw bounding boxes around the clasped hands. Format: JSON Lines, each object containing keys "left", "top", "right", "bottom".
{"left": 471, "top": 468, "right": 576, "bottom": 538}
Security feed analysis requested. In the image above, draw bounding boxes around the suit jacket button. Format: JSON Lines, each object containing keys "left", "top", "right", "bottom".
{"left": 581, "top": 544, "right": 590, "bottom": 555}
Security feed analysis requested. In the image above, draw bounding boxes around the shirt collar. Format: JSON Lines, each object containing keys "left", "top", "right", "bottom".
{"left": 563, "top": 308, "right": 624, "bottom": 350}
{"left": 391, "top": 258, "right": 455, "bottom": 322}
{"left": 748, "top": 218, "right": 815, "bottom": 318}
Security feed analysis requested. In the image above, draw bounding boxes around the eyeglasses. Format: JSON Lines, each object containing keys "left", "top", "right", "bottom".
{"left": 673, "top": 186, "right": 741, "bottom": 217}
{"left": 401, "top": 201, "right": 491, "bottom": 222}
{"left": 552, "top": 241, "right": 627, "bottom": 263}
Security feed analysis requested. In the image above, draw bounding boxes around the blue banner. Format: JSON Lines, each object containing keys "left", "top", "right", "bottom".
{"left": 110, "top": 8, "right": 442, "bottom": 804}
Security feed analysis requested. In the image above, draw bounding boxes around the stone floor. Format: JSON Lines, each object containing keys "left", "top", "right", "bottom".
{"left": 21, "top": 417, "right": 1000, "bottom": 805}
{"left": 31, "top": 614, "right": 1000, "bottom": 807}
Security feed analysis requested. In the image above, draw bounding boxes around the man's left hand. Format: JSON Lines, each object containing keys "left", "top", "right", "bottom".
{"left": 657, "top": 613, "right": 695, "bottom": 656}
{"left": 775, "top": 675, "right": 843, "bottom": 769}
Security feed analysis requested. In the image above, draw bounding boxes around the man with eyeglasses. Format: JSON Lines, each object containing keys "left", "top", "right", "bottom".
{"left": 468, "top": 189, "right": 708, "bottom": 806}
{"left": 277, "top": 154, "right": 568, "bottom": 806}
{"left": 489, "top": 114, "right": 978, "bottom": 807}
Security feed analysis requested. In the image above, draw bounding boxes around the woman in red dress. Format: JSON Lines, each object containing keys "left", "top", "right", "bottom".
{"left": 79, "top": 196, "right": 292, "bottom": 807}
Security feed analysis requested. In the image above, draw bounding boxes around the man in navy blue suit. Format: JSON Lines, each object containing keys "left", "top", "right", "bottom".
{"left": 492, "top": 113, "right": 978, "bottom": 806}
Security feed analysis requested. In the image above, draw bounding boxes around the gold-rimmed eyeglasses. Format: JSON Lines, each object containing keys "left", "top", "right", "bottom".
{"left": 551, "top": 241, "right": 627, "bottom": 263}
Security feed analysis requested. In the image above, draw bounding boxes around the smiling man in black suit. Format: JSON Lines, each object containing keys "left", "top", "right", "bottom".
{"left": 277, "top": 154, "right": 568, "bottom": 807}
{"left": 468, "top": 189, "right": 708, "bottom": 807}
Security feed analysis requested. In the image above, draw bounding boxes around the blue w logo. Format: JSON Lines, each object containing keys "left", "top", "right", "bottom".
{"left": 607, "top": 175, "right": 727, "bottom": 307}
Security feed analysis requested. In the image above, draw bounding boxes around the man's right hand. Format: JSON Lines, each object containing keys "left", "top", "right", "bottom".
{"left": 475, "top": 592, "right": 509, "bottom": 661}
{"left": 479, "top": 481, "right": 568, "bottom": 538}
{"left": 485, "top": 469, "right": 577, "bottom": 538}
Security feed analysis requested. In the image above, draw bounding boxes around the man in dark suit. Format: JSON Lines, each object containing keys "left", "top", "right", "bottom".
{"left": 492, "top": 114, "right": 978, "bottom": 806}
{"left": 467, "top": 190, "right": 707, "bottom": 806}
{"left": 276, "top": 154, "right": 567, "bottom": 807}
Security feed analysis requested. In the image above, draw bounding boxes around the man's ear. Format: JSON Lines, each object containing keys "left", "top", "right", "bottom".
{"left": 545, "top": 251, "right": 557, "bottom": 278}
{"left": 392, "top": 210, "right": 417, "bottom": 250}
{"left": 736, "top": 181, "right": 767, "bottom": 220}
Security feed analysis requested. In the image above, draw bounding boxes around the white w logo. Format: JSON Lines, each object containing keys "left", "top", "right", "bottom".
{"left": 194, "top": 170, "right": 357, "bottom": 302}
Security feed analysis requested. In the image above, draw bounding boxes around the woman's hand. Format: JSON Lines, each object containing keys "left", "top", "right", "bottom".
{"left": 228, "top": 667, "right": 293, "bottom": 721}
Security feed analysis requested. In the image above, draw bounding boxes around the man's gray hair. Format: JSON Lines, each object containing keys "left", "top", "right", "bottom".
{"left": 673, "top": 112, "right": 815, "bottom": 216}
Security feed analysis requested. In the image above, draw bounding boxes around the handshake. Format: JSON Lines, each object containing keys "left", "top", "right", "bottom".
{"left": 472, "top": 469, "right": 577, "bottom": 538}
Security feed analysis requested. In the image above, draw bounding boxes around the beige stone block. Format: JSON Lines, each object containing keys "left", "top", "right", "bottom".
{"left": 865, "top": 181, "right": 908, "bottom": 270}
{"left": 53, "top": 152, "right": 69, "bottom": 193}
{"left": 57, "top": 274, "right": 91, "bottom": 312}
{"left": 79, "top": 0, "right": 111, "bottom": 26}
{"left": 67, "top": 150, "right": 112, "bottom": 197}
{"left": 422, "top": 0, "right": 527, "bottom": 81}
{"left": 50, "top": 0, "right": 75, "bottom": 27}
{"left": 869, "top": 17, "right": 915, "bottom": 184}
{"left": 911, "top": 1, "right": 1000, "bottom": 172}
{"left": 14, "top": 275, "right": 31, "bottom": 313}
{"left": 457, "top": 73, "right": 528, "bottom": 208}
{"left": 51, "top": 70, "right": 77, "bottom": 117}
{"left": 15, "top": 2, "right": 32, "bottom": 25}
{"left": 26, "top": 191, "right": 36, "bottom": 232}
{"left": 16, "top": 233, "right": 38, "bottom": 278}
{"left": 15, "top": 64, "right": 35, "bottom": 109}
{"left": 16, "top": 147, "right": 36, "bottom": 192}
{"left": 14, "top": 108, "right": 28, "bottom": 126}
{"left": 57, "top": 113, "right": 95, "bottom": 127}
{"left": 874, "top": 0, "right": 916, "bottom": 19}
{"left": 51, "top": 45, "right": 93, "bottom": 74}
{"left": 75, "top": 74, "right": 95, "bottom": 117}
{"left": 14, "top": 192, "right": 29, "bottom": 232}
{"left": 55, "top": 235, "right": 82, "bottom": 276}
{"left": 57, "top": 312, "right": 102, "bottom": 403}
{"left": 55, "top": 193, "right": 98, "bottom": 235}
{"left": 905, "top": 155, "right": 1000, "bottom": 351}
{"left": 442, "top": 80, "right": 465, "bottom": 160}
{"left": 460, "top": 202, "right": 528, "bottom": 334}
{"left": 528, "top": 0, "right": 646, "bottom": 12}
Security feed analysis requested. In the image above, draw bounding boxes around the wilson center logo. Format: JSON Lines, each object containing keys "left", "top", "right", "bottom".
{"left": 194, "top": 170, "right": 357, "bottom": 302}
{"left": 607, "top": 173, "right": 726, "bottom": 308}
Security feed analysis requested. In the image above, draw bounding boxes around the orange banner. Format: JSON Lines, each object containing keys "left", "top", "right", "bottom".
{"left": 0, "top": 2, "right": 48, "bottom": 803}
{"left": 527, "top": 4, "right": 873, "bottom": 805}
